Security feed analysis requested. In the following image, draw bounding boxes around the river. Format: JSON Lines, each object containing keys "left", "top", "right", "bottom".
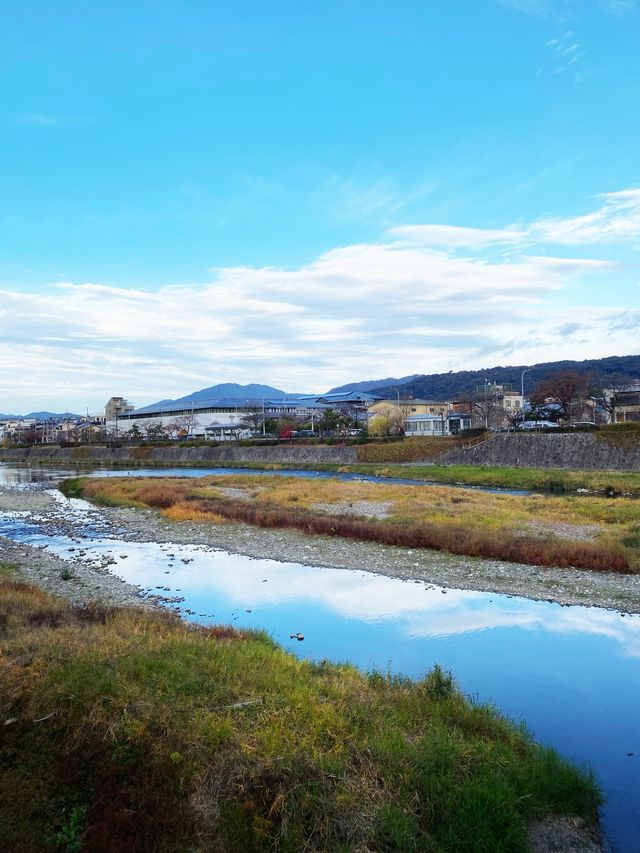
{"left": 0, "top": 463, "right": 638, "bottom": 851}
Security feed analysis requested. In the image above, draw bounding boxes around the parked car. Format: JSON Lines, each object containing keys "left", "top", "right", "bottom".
{"left": 516, "top": 420, "right": 559, "bottom": 430}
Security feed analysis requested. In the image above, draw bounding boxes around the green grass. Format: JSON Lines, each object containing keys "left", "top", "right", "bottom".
{"left": 0, "top": 561, "right": 17, "bottom": 576}
{"left": 312, "top": 463, "right": 640, "bottom": 496}
{"left": 0, "top": 579, "right": 601, "bottom": 852}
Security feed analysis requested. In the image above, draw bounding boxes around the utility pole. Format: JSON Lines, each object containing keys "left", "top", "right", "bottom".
{"left": 521, "top": 368, "right": 531, "bottom": 408}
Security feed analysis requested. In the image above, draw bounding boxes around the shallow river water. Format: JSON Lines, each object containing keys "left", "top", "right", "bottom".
{"left": 0, "top": 464, "right": 639, "bottom": 851}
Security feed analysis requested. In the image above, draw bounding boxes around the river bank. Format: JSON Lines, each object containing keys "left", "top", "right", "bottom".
{"left": 2, "top": 483, "right": 639, "bottom": 614}
{"left": 1, "top": 574, "right": 603, "bottom": 853}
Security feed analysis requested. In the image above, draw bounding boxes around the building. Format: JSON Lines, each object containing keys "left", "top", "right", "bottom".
{"left": 470, "top": 383, "right": 523, "bottom": 430}
{"left": 403, "top": 413, "right": 472, "bottom": 436}
{"left": 610, "top": 381, "right": 640, "bottom": 423}
{"left": 105, "top": 397, "right": 135, "bottom": 420}
{"left": 368, "top": 398, "right": 449, "bottom": 418}
{"left": 112, "top": 395, "right": 332, "bottom": 440}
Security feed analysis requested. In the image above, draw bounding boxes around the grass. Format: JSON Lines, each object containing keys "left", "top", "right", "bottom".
{"left": 65, "top": 474, "right": 640, "bottom": 573}
{"left": 332, "top": 463, "right": 640, "bottom": 496}
{"left": 355, "top": 437, "right": 462, "bottom": 463}
{"left": 0, "top": 578, "right": 601, "bottom": 852}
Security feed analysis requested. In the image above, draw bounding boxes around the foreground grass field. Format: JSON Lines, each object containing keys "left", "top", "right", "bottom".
{"left": 0, "top": 577, "right": 601, "bottom": 852}
{"left": 67, "top": 474, "right": 640, "bottom": 572}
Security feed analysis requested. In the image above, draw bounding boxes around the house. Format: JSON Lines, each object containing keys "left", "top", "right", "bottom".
{"left": 470, "top": 383, "right": 523, "bottom": 430}
{"left": 611, "top": 382, "right": 640, "bottom": 423}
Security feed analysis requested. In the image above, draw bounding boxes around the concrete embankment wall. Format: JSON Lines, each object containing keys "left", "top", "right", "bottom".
{"left": 442, "top": 432, "right": 640, "bottom": 471}
{"left": 0, "top": 444, "right": 359, "bottom": 466}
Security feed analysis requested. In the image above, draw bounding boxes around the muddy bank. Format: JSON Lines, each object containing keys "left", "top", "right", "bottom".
{"left": 1, "top": 484, "right": 639, "bottom": 615}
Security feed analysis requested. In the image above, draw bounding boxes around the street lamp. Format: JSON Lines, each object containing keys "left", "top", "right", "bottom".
{"left": 484, "top": 379, "right": 489, "bottom": 429}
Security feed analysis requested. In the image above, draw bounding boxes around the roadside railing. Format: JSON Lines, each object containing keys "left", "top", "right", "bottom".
{"left": 461, "top": 431, "right": 498, "bottom": 450}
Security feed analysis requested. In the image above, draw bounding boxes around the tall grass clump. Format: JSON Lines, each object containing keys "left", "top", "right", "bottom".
{"left": 0, "top": 579, "right": 601, "bottom": 852}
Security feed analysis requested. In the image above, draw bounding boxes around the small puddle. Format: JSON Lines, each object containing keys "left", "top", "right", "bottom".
{"left": 0, "top": 488, "right": 638, "bottom": 851}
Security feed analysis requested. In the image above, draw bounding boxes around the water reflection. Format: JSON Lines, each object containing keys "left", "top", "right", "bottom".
{"left": 0, "top": 462, "right": 530, "bottom": 494}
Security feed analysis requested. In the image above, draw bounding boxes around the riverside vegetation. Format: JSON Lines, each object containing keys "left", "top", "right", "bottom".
{"left": 0, "top": 575, "right": 601, "bottom": 852}
{"left": 65, "top": 473, "right": 640, "bottom": 572}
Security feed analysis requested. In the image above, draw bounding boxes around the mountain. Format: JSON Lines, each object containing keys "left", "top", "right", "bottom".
{"left": 0, "top": 411, "right": 81, "bottom": 420}
{"left": 153, "top": 383, "right": 296, "bottom": 408}
{"left": 327, "top": 374, "right": 421, "bottom": 394}
{"left": 370, "top": 355, "right": 640, "bottom": 401}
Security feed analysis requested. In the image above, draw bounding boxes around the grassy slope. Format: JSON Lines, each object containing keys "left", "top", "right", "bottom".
{"left": 0, "top": 578, "right": 600, "bottom": 853}
{"left": 67, "top": 475, "right": 640, "bottom": 572}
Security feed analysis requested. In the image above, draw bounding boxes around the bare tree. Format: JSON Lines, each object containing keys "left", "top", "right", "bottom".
{"left": 530, "top": 370, "right": 594, "bottom": 424}
{"left": 166, "top": 412, "right": 199, "bottom": 439}
{"left": 596, "top": 373, "right": 633, "bottom": 424}
{"left": 240, "top": 409, "right": 265, "bottom": 435}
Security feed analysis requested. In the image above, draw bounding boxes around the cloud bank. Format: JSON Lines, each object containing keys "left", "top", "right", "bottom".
{"left": 2, "top": 189, "right": 639, "bottom": 411}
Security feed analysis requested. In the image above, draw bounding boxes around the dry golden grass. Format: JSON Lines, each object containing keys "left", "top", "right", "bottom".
{"left": 68, "top": 475, "right": 640, "bottom": 572}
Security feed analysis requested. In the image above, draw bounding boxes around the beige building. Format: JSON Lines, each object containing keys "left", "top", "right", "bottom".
{"left": 105, "top": 397, "right": 135, "bottom": 420}
{"left": 368, "top": 398, "right": 449, "bottom": 418}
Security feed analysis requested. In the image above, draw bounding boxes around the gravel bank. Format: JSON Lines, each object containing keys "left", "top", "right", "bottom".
{"left": 1, "top": 483, "right": 639, "bottom": 614}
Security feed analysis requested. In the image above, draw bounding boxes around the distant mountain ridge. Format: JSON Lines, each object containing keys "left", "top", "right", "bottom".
{"left": 0, "top": 411, "right": 81, "bottom": 420}
{"left": 327, "top": 374, "right": 421, "bottom": 394}
{"left": 150, "top": 383, "right": 300, "bottom": 409}
{"left": 373, "top": 355, "right": 640, "bottom": 401}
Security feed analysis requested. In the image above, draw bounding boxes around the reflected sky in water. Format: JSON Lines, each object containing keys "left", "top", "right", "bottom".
{"left": 0, "top": 477, "right": 638, "bottom": 850}
{"left": 0, "top": 462, "right": 531, "bottom": 494}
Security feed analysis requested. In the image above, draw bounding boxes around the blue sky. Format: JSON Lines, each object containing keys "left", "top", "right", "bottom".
{"left": 1, "top": 0, "right": 639, "bottom": 411}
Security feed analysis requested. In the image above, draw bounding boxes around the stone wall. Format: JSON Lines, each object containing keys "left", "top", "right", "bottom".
{"left": 0, "top": 443, "right": 359, "bottom": 466}
{"left": 441, "top": 432, "right": 640, "bottom": 471}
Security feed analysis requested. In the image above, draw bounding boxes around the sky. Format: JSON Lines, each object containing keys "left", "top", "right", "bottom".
{"left": 1, "top": 0, "right": 639, "bottom": 412}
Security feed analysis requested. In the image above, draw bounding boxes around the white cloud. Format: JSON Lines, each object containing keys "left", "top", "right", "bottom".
{"left": 600, "top": 0, "right": 636, "bottom": 14}
{"left": 392, "top": 188, "right": 640, "bottom": 249}
{"left": 1, "top": 189, "right": 639, "bottom": 411}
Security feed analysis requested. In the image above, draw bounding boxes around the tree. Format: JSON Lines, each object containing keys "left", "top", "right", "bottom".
{"left": 166, "top": 412, "right": 198, "bottom": 439}
{"left": 319, "top": 408, "right": 341, "bottom": 435}
{"left": 368, "top": 406, "right": 404, "bottom": 437}
{"left": 278, "top": 418, "right": 297, "bottom": 439}
{"left": 462, "top": 384, "right": 500, "bottom": 430}
{"left": 595, "top": 372, "right": 633, "bottom": 424}
{"left": 240, "top": 409, "right": 266, "bottom": 435}
{"left": 529, "top": 370, "right": 594, "bottom": 424}
{"left": 126, "top": 423, "right": 143, "bottom": 442}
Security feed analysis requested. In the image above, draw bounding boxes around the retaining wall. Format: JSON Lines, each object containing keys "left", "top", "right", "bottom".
{"left": 442, "top": 432, "right": 640, "bottom": 471}
{"left": 0, "top": 444, "right": 359, "bottom": 466}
